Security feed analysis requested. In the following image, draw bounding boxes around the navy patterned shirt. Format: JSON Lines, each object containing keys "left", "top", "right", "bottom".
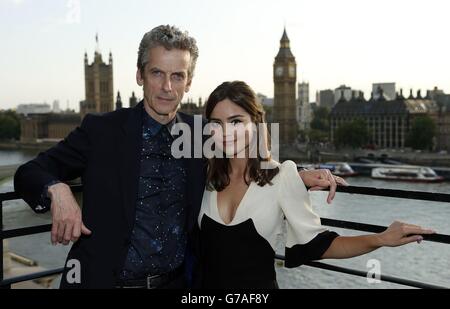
{"left": 120, "top": 110, "right": 188, "bottom": 280}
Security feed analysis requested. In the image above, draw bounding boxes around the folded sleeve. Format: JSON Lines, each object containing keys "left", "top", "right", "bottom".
{"left": 278, "top": 160, "right": 339, "bottom": 268}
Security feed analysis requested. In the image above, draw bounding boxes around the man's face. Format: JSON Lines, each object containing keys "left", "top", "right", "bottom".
{"left": 137, "top": 46, "right": 192, "bottom": 122}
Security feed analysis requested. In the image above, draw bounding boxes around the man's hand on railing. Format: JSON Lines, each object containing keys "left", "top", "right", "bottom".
{"left": 47, "top": 183, "right": 92, "bottom": 245}
{"left": 378, "top": 221, "right": 436, "bottom": 247}
{"left": 299, "top": 169, "right": 349, "bottom": 204}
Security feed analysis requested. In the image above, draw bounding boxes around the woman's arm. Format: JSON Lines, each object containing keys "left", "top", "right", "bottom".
{"left": 321, "top": 221, "right": 435, "bottom": 259}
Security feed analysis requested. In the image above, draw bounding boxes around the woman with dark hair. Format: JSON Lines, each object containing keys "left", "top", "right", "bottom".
{"left": 198, "top": 81, "right": 435, "bottom": 288}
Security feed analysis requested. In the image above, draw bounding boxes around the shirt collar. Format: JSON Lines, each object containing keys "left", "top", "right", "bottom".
{"left": 142, "top": 105, "right": 178, "bottom": 137}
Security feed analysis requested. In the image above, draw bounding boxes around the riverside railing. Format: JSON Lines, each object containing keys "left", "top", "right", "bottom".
{"left": 1, "top": 184, "right": 449, "bottom": 289}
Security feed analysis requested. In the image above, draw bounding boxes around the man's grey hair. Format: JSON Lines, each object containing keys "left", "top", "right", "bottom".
{"left": 137, "top": 25, "right": 199, "bottom": 80}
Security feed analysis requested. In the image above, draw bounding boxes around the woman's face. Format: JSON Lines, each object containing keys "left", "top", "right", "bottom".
{"left": 209, "top": 99, "right": 255, "bottom": 157}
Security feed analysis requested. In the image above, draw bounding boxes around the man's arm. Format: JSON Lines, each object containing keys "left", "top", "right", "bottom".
{"left": 14, "top": 114, "right": 93, "bottom": 210}
{"left": 14, "top": 114, "right": 94, "bottom": 244}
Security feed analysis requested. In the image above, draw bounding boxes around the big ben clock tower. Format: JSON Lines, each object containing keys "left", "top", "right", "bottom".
{"left": 273, "top": 28, "right": 297, "bottom": 146}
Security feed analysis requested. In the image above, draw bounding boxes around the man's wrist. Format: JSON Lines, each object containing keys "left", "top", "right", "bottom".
{"left": 47, "top": 182, "right": 69, "bottom": 200}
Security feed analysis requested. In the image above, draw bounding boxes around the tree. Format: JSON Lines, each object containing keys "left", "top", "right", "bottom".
{"left": 406, "top": 115, "right": 436, "bottom": 150}
{"left": 297, "top": 129, "right": 307, "bottom": 143}
{"left": 308, "top": 129, "right": 329, "bottom": 144}
{"left": 304, "top": 106, "right": 330, "bottom": 144}
{"left": 310, "top": 107, "right": 330, "bottom": 132}
{"left": 334, "top": 119, "right": 369, "bottom": 149}
{"left": 0, "top": 110, "right": 21, "bottom": 140}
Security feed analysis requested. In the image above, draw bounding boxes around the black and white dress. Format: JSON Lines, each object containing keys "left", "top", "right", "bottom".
{"left": 198, "top": 160, "right": 339, "bottom": 288}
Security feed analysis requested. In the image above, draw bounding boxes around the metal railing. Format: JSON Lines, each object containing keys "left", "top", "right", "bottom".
{"left": 1, "top": 184, "right": 449, "bottom": 289}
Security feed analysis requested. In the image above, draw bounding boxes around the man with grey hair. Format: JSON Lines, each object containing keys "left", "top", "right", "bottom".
{"left": 14, "top": 25, "right": 343, "bottom": 289}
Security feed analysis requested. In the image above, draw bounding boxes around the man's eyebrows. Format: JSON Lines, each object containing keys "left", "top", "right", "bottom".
{"left": 148, "top": 67, "right": 186, "bottom": 73}
{"left": 172, "top": 71, "right": 187, "bottom": 76}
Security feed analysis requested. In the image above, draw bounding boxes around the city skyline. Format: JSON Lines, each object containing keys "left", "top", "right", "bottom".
{"left": 1, "top": 0, "right": 449, "bottom": 111}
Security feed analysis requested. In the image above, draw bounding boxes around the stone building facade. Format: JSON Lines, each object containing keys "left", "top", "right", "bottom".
{"left": 331, "top": 90, "right": 440, "bottom": 149}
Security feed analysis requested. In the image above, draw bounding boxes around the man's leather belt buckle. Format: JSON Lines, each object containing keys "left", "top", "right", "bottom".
{"left": 146, "top": 273, "right": 164, "bottom": 289}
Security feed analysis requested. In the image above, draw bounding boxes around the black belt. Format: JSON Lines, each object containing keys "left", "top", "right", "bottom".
{"left": 116, "top": 266, "right": 184, "bottom": 289}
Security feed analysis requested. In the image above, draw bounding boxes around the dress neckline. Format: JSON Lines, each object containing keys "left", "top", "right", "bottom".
{"left": 212, "top": 181, "right": 253, "bottom": 226}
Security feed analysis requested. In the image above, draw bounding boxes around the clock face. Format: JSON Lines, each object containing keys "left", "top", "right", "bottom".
{"left": 289, "top": 65, "right": 295, "bottom": 77}
{"left": 275, "top": 66, "right": 283, "bottom": 77}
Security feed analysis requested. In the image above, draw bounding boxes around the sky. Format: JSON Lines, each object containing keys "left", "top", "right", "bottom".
{"left": 1, "top": 0, "right": 449, "bottom": 111}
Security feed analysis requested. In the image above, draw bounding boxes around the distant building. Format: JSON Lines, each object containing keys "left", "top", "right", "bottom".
{"left": 20, "top": 112, "right": 80, "bottom": 142}
{"left": 256, "top": 93, "right": 274, "bottom": 107}
{"left": 115, "top": 92, "right": 123, "bottom": 110}
{"left": 80, "top": 36, "right": 114, "bottom": 118}
{"left": 16, "top": 104, "right": 51, "bottom": 116}
{"left": 52, "top": 100, "right": 61, "bottom": 113}
{"left": 47, "top": 113, "right": 81, "bottom": 141}
{"left": 334, "top": 85, "right": 363, "bottom": 103}
{"left": 428, "top": 87, "right": 450, "bottom": 151}
{"left": 256, "top": 93, "right": 274, "bottom": 122}
{"left": 427, "top": 86, "right": 445, "bottom": 100}
{"left": 178, "top": 97, "right": 204, "bottom": 115}
{"left": 297, "top": 82, "right": 311, "bottom": 130}
{"left": 373, "top": 83, "right": 396, "bottom": 101}
{"left": 129, "top": 92, "right": 138, "bottom": 108}
{"left": 316, "top": 89, "right": 334, "bottom": 109}
{"left": 334, "top": 85, "right": 351, "bottom": 103}
{"left": 331, "top": 89, "right": 439, "bottom": 149}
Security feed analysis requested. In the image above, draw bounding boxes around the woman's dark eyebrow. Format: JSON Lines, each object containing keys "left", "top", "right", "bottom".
{"left": 209, "top": 115, "right": 244, "bottom": 122}
{"left": 227, "top": 115, "right": 244, "bottom": 120}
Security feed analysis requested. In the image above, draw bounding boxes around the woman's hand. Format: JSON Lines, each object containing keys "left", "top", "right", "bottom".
{"left": 377, "top": 221, "right": 435, "bottom": 247}
{"left": 298, "top": 169, "right": 349, "bottom": 204}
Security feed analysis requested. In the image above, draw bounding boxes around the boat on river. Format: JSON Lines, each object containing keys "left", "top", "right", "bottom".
{"left": 371, "top": 166, "right": 444, "bottom": 182}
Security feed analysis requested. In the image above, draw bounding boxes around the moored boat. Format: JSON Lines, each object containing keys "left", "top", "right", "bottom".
{"left": 371, "top": 166, "right": 444, "bottom": 182}
{"left": 318, "top": 162, "right": 358, "bottom": 177}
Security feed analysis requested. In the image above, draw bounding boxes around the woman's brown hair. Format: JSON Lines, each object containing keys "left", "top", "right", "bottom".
{"left": 205, "top": 81, "right": 279, "bottom": 191}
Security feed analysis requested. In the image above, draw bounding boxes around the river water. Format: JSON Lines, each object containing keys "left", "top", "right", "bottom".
{"left": 1, "top": 150, "right": 449, "bottom": 288}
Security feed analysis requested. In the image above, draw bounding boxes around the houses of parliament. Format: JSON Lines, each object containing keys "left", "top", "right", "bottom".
{"left": 20, "top": 38, "right": 137, "bottom": 142}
